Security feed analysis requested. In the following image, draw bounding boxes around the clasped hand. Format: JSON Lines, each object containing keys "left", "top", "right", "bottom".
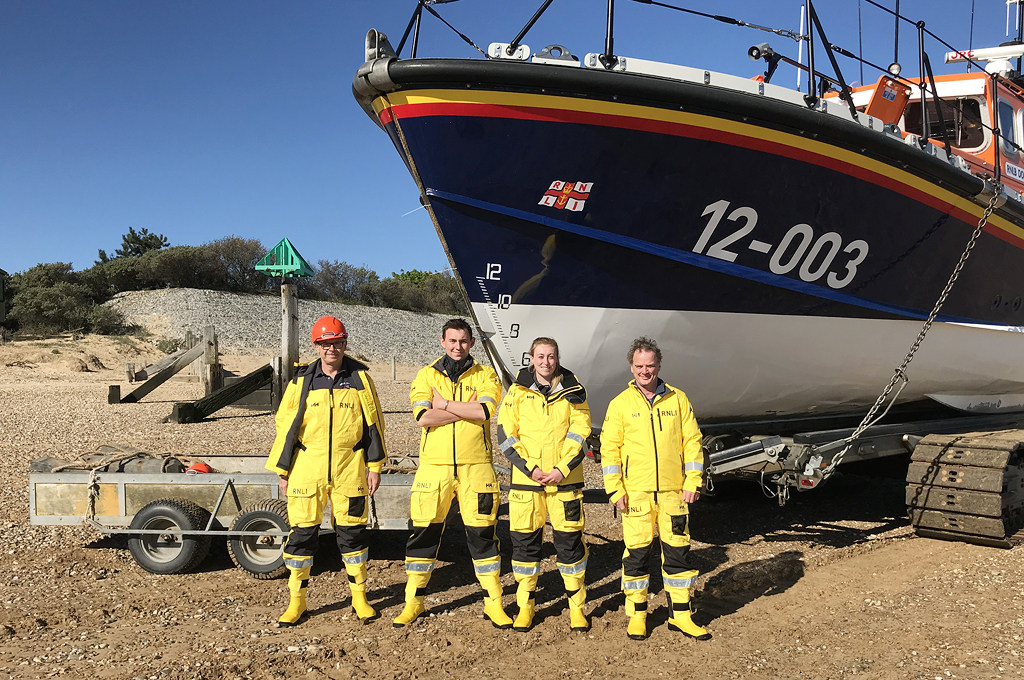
{"left": 432, "top": 386, "right": 476, "bottom": 408}
{"left": 530, "top": 467, "right": 564, "bottom": 485}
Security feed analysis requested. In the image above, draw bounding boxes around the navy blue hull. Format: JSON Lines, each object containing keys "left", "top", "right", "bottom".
{"left": 392, "top": 113, "right": 1024, "bottom": 326}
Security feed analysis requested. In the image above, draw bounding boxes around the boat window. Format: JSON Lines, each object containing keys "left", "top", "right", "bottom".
{"left": 998, "top": 99, "right": 1018, "bottom": 156}
{"left": 903, "top": 97, "right": 985, "bottom": 150}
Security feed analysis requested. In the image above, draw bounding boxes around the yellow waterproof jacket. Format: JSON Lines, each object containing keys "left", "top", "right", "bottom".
{"left": 411, "top": 356, "right": 502, "bottom": 465}
{"left": 266, "top": 357, "right": 387, "bottom": 495}
{"left": 497, "top": 367, "right": 591, "bottom": 490}
{"left": 600, "top": 379, "right": 704, "bottom": 503}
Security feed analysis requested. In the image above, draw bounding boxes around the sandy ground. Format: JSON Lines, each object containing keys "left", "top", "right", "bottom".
{"left": 0, "top": 336, "right": 1022, "bottom": 680}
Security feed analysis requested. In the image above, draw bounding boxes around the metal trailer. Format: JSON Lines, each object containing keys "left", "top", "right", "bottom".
{"left": 29, "top": 452, "right": 415, "bottom": 577}
{"left": 689, "top": 406, "right": 1024, "bottom": 548}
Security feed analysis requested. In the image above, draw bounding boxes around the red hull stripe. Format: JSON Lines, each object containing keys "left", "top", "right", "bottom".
{"left": 386, "top": 100, "right": 1024, "bottom": 250}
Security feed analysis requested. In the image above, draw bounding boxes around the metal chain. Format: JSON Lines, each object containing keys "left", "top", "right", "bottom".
{"left": 820, "top": 187, "right": 1003, "bottom": 479}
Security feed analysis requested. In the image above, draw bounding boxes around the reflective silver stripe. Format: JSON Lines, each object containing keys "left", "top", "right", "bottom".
{"left": 474, "top": 561, "right": 501, "bottom": 574}
{"left": 684, "top": 461, "right": 704, "bottom": 472}
{"left": 406, "top": 561, "right": 435, "bottom": 573}
{"left": 565, "top": 432, "right": 585, "bottom": 445}
{"left": 623, "top": 578, "right": 650, "bottom": 590}
{"left": 284, "top": 557, "right": 313, "bottom": 569}
{"left": 557, "top": 559, "right": 588, "bottom": 576}
{"left": 512, "top": 563, "right": 540, "bottom": 576}
{"left": 479, "top": 395, "right": 497, "bottom": 405}
{"left": 602, "top": 465, "right": 621, "bottom": 475}
{"left": 342, "top": 551, "right": 368, "bottom": 565}
{"left": 500, "top": 436, "right": 519, "bottom": 452}
{"left": 412, "top": 400, "right": 432, "bottom": 410}
{"left": 664, "top": 575, "right": 697, "bottom": 588}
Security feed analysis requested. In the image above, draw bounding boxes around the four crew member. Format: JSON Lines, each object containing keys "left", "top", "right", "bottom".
{"left": 600, "top": 337, "right": 711, "bottom": 641}
{"left": 265, "top": 316, "right": 387, "bottom": 627}
{"left": 266, "top": 318, "right": 711, "bottom": 639}
{"left": 393, "top": 319, "right": 510, "bottom": 629}
{"left": 497, "top": 337, "right": 592, "bottom": 632}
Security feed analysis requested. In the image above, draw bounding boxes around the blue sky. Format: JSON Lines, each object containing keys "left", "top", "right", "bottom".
{"left": 0, "top": 0, "right": 1016, "bottom": 277}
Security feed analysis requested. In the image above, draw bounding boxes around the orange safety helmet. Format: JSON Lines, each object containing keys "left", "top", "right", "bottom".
{"left": 311, "top": 316, "right": 348, "bottom": 343}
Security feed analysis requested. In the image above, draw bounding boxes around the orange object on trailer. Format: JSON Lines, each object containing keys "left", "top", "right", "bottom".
{"left": 864, "top": 75, "right": 912, "bottom": 125}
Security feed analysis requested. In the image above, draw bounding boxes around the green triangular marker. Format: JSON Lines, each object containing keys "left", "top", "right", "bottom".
{"left": 255, "top": 238, "right": 314, "bottom": 278}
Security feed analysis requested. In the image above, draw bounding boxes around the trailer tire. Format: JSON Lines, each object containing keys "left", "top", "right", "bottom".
{"left": 228, "top": 499, "right": 289, "bottom": 579}
{"left": 128, "top": 498, "right": 212, "bottom": 575}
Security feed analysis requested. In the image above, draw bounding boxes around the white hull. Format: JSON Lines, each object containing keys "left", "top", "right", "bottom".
{"left": 473, "top": 303, "right": 1024, "bottom": 424}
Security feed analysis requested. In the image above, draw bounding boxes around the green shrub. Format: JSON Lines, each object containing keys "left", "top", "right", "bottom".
{"left": 157, "top": 337, "right": 183, "bottom": 354}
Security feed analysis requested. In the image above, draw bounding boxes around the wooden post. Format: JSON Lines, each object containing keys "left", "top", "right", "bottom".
{"left": 272, "top": 355, "right": 283, "bottom": 411}
{"left": 185, "top": 330, "right": 196, "bottom": 376}
{"left": 280, "top": 282, "right": 299, "bottom": 402}
{"left": 202, "top": 325, "right": 222, "bottom": 395}
{"left": 392, "top": 356, "right": 397, "bottom": 381}
{"left": 115, "top": 341, "right": 207, "bottom": 404}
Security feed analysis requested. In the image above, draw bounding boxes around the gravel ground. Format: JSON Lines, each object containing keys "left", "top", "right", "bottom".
{"left": 1, "top": 336, "right": 1023, "bottom": 680}
{"left": 106, "top": 289, "right": 462, "bottom": 366}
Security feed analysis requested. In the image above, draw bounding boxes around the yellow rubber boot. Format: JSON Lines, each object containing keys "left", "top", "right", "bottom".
{"left": 561, "top": 569, "right": 588, "bottom": 632}
{"left": 278, "top": 564, "right": 311, "bottom": 627}
{"left": 343, "top": 549, "right": 377, "bottom": 623}
{"left": 624, "top": 590, "right": 649, "bottom": 641}
{"left": 512, "top": 572, "right": 538, "bottom": 632}
{"left": 667, "top": 589, "right": 711, "bottom": 641}
{"left": 393, "top": 562, "right": 431, "bottom": 628}
{"left": 476, "top": 560, "right": 513, "bottom": 629}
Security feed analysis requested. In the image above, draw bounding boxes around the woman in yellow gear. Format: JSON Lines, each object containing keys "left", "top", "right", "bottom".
{"left": 497, "top": 337, "right": 592, "bottom": 632}
{"left": 265, "top": 316, "right": 387, "bottom": 627}
{"left": 601, "top": 337, "right": 711, "bottom": 642}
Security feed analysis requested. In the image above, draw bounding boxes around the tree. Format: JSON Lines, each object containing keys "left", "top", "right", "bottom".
{"left": 203, "top": 236, "right": 269, "bottom": 294}
{"left": 301, "top": 260, "right": 379, "bottom": 302}
{"left": 114, "top": 227, "right": 169, "bottom": 258}
{"left": 9, "top": 263, "right": 123, "bottom": 334}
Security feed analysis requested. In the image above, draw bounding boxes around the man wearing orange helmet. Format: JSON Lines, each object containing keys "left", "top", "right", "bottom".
{"left": 266, "top": 315, "right": 388, "bottom": 627}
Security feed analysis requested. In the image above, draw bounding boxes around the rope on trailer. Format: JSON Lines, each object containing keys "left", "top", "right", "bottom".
{"left": 819, "top": 188, "right": 1003, "bottom": 481}
{"left": 51, "top": 446, "right": 197, "bottom": 523}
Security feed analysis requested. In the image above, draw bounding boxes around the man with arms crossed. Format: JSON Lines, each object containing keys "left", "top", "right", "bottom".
{"left": 601, "top": 337, "right": 711, "bottom": 641}
{"left": 393, "top": 319, "right": 511, "bottom": 629}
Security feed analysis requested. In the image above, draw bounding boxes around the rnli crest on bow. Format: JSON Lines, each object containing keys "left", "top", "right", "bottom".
{"left": 539, "top": 181, "right": 593, "bottom": 212}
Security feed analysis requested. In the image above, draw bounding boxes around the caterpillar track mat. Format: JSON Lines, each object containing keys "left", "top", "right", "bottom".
{"left": 906, "top": 431, "right": 1024, "bottom": 548}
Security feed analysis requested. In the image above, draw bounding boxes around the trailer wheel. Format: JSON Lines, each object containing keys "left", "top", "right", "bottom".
{"left": 128, "top": 498, "right": 212, "bottom": 575}
{"left": 228, "top": 499, "right": 289, "bottom": 579}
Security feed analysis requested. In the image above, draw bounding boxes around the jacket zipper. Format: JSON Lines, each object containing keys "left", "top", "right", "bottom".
{"left": 657, "top": 408, "right": 663, "bottom": 432}
{"left": 327, "top": 386, "right": 334, "bottom": 483}
{"left": 649, "top": 397, "right": 660, "bottom": 493}
{"left": 452, "top": 380, "right": 459, "bottom": 475}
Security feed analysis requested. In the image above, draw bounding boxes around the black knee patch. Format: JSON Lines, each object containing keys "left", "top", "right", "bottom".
{"left": 510, "top": 529, "right": 544, "bottom": 563}
{"left": 566, "top": 587, "right": 580, "bottom": 598}
{"left": 563, "top": 498, "right": 582, "bottom": 523}
{"left": 406, "top": 523, "right": 445, "bottom": 559}
{"left": 477, "top": 492, "right": 495, "bottom": 516}
{"left": 415, "top": 587, "right": 427, "bottom": 597}
{"left": 284, "top": 525, "right": 319, "bottom": 557}
{"left": 552, "top": 530, "right": 585, "bottom": 566}
{"left": 465, "top": 524, "right": 500, "bottom": 560}
{"left": 670, "top": 514, "right": 688, "bottom": 536}
{"left": 633, "top": 601, "right": 647, "bottom": 612}
{"left": 348, "top": 496, "right": 366, "bottom": 518}
{"left": 661, "top": 543, "right": 692, "bottom": 573}
{"left": 335, "top": 524, "right": 368, "bottom": 555}
{"left": 623, "top": 543, "right": 653, "bottom": 578}
{"left": 299, "top": 579, "right": 309, "bottom": 589}
{"left": 347, "top": 574, "right": 357, "bottom": 583}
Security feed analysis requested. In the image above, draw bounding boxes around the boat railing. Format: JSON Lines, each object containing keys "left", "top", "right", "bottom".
{"left": 385, "top": 0, "right": 1024, "bottom": 188}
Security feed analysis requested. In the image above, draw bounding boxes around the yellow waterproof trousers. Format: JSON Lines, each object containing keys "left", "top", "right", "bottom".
{"left": 403, "top": 463, "right": 502, "bottom": 591}
{"left": 619, "top": 490, "right": 698, "bottom": 617}
{"left": 509, "top": 486, "right": 587, "bottom": 612}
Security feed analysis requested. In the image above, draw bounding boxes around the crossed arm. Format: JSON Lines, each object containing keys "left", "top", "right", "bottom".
{"left": 417, "top": 387, "right": 486, "bottom": 426}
